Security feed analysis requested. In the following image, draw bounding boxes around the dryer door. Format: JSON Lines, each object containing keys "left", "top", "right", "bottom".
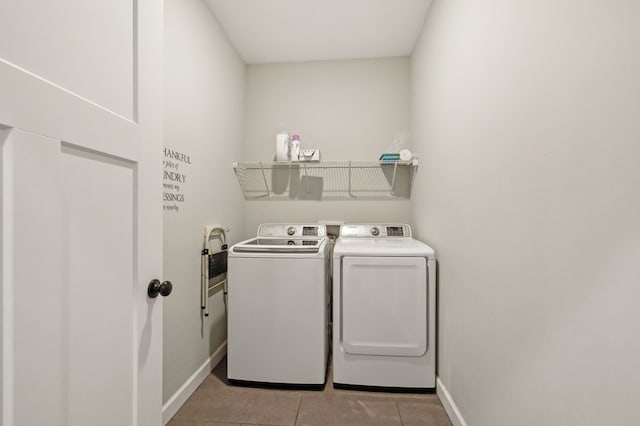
{"left": 341, "top": 256, "right": 427, "bottom": 357}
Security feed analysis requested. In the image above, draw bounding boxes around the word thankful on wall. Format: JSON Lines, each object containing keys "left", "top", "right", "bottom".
{"left": 163, "top": 147, "right": 191, "bottom": 213}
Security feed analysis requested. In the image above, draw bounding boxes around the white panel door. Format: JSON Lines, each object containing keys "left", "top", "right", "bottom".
{"left": 0, "top": 0, "right": 163, "bottom": 425}
{"left": 341, "top": 256, "right": 427, "bottom": 356}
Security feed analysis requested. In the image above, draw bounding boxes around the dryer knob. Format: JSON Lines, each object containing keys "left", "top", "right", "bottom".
{"left": 370, "top": 227, "right": 380, "bottom": 236}
{"left": 287, "top": 226, "right": 296, "bottom": 236}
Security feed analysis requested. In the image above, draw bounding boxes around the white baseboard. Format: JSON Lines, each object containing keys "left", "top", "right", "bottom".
{"left": 162, "top": 340, "right": 227, "bottom": 425}
{"left": 436, "top": 377, "right": 467, "bottom": 426}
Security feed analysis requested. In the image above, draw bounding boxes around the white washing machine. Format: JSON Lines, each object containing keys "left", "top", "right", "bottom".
{"left": 332, "top": 224, "right": 436, "bottom": 389}
{"left": 227, "top": 223, "right": 330, "bottom": 386}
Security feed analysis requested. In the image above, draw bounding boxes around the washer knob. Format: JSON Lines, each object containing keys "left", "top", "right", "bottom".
{"left": 370, "top": 227, "right": 380, "bottom": 236}
{"left": 287, "top": 226, "right": 296, "bottom": 236}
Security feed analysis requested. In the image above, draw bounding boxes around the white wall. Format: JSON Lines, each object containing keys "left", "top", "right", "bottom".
{"left": 411, "top": 1, "right": 640, "bottom": 425}
{"left": 163, "top": 0, "right": 245, "bottom": 404}
{"left": 243, "top": 58, "right": 412, "bottom": 232}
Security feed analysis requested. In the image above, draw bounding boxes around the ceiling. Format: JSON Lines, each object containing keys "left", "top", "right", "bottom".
{"left": 204, "top": 0, "right": 433, "bottom": 64}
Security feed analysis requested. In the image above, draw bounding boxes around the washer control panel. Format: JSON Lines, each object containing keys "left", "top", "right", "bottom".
{"left": 258, "top": 224, "right": 326, "bottom": 238}
{"left": 340, "top": 224, "right": 412, "bottom": 238}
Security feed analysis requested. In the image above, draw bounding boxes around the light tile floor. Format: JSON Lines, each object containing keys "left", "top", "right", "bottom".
{"left": 169, "top": 358, "right": 452, "bottom": 426}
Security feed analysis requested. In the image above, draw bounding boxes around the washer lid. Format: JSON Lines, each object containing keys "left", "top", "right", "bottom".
{"left": 232, "top": 237, "right": 324, "bottom": 254}
{"left": 334, "top": 237, "right": 435, "bottom": 258}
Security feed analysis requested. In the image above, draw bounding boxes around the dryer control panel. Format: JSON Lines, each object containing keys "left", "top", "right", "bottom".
{"left": 340, "top": 224, "right": 412, "bottom": 238}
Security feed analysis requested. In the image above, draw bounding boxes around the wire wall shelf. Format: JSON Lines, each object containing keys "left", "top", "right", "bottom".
{"left": 232, "top": 160, "right": 418, "bottom": 201}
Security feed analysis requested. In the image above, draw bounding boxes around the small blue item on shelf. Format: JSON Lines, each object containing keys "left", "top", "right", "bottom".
{"left": 379, "top": 153, "right": 401, "bottom": 161}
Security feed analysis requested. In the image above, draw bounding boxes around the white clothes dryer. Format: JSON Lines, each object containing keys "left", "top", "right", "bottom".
{"left": 228, "top": 224, "right": 330, "bottom": 386}
{"left": 332, "top": 224, "right": 436, "bottom": 390}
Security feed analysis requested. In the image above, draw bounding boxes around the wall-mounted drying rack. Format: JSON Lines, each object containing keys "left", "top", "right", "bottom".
{"left": 232, "top": 159, "right": 418, "bottom": 200}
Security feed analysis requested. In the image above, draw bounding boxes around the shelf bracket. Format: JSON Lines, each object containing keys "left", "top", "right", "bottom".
{"left": 390, "top": 162, "right": 399, "bottom": 195}
{"left": 348, "top": 161, "right": 353, "bottom": 198}
{"left": 301, "top": 163, "right": 308, "bottom": 198}
{"left": 259, "top": 162, "right": 269, "bottom": 197}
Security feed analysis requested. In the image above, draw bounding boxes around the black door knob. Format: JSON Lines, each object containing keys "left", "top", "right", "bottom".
{"left": 148, "top": 279, "right": 173, "bottom": 298}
